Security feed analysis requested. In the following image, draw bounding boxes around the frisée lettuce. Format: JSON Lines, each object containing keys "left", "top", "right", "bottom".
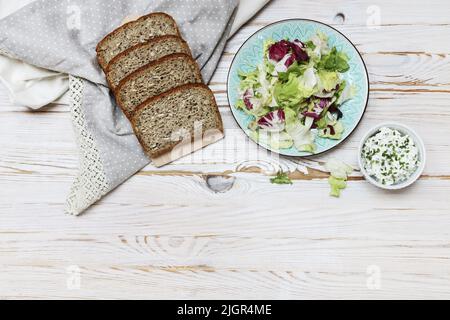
{"left": 236, "top": 32, "right": 355, "bottom": 153}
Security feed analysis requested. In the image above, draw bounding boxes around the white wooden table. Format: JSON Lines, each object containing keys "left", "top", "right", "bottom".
{"left": 1, "top": 0, "right": 450, "bottom": 300}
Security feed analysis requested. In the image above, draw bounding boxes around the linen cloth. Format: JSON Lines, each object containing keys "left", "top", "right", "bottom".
{"left": 0, "top": 0, "right": 270, "bottom": 109}
{"left": 0, "top": 0, "right": 70, "bottom": 107}
{"left": 230, "top": 0, "right": 270, "bottom": 36}
{"left": 0, "top": 0, "right": 270, "bottom": 215}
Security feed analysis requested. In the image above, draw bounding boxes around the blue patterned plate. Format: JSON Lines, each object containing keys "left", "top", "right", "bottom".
{"left": 227, "top": 19, "right": 369, "bottom": 157}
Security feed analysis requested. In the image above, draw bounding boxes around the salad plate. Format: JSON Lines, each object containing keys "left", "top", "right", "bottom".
{"left": 227, "top": 19, "right": 369, "bottom": 157}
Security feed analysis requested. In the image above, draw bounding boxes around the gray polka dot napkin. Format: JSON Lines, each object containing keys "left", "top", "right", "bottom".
{"left": 0, "top": 0, "right": 239, "bottom": 215}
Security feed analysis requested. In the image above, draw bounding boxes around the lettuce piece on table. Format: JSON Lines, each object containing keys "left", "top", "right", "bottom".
{"left": 329, "top": 176, "right": 348, "bottom": 197}
{"left": 270, "top": 171, "right": 293, "bottom": 185}
{"left": 324, "top": 158, "right": 354, "bottom": 197}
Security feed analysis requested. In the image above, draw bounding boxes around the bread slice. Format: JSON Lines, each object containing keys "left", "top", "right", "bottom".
{"left": 131, "top": 84, "right": 224, "bottom": 166}
{"left": 105, "top": 35, "right": 191, "bottom": 90}
{"left": 96, "top": 12, "right": 180, "bottom": 70}
{"left": 115, "top": 53, "right": 203, "bottom": 117}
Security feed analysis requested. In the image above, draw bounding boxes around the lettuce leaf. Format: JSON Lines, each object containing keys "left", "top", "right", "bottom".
{"left": 319, "top": 120, "right": 344, "bottom": 140}
{"left": 284, "top": 106, "right": 298, "bottom": 126}
{"left": 311, "top": 31, "right": 331, "bottom": 58}
{"left": 317, "top": 47, "right": 350, "bottom": 73}
{"left": 238, "top": 69, "right": 259, "bottom": 91}
{"left": 324, "top": 158, "right": 353, "bottom": 179}
{"left": 317, "top": 70, "right": 341, "bottom": 92}
{"left": 274, "top": 73, "right": 302, "bottom": 107}
{"left": 236, "top": 99, "right": 246, "bottom": 110}
{"left": 256, "top": 64, "right": 274, "bottom": 103}
{"left": 329, "top": 176, "right": 347, "bottom": 197}
{"left": 297, "top": 67, "right": 318, "bottom": 98}
{"left": 250, "top": 130, "right": 293, "bottom": 150}
{"left": 278, "top": 61, "right": 307, "bottom": 82}
{"left": 336, "top": 81, "right": 356, "bottom": 105}
{"left": 275, "top": 66, "right": 318, "bottom": 107}
{"left": 286, "top": 115, "right": 316, "bottom": 153}
{"left": 315, "top": 116, "right": 328, "bottom": 129}
{"left": 270, "top": 171, "right": 293, "bottom": 185}
{"left": 268, "top": 131, "right": 294, "bottom": 149}
{"left": 324, "top": 158, "right": 353, "bottom": 197}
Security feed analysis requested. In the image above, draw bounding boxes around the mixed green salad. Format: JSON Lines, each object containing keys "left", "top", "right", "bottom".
{"left": 236, "top": 32, "right": 355, "bottom": 153}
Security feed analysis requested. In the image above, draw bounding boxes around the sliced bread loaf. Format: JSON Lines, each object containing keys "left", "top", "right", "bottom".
{"left": 96, "top": 12, "right": 180, "bottom": 70}
{"left": 106, "top": 35, "right": 191, "bottom": 90}
{"left": 115, "top": 53, "right": 203, "bottom": 117}
{"left": 131, "top": 84, "right": 224, "bottom": 162}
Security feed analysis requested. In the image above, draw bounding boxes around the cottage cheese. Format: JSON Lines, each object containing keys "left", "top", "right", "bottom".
{"left": 362, "top": 127, "right": 419, "bottom": 186}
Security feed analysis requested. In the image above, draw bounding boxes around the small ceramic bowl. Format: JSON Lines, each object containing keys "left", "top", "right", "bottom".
{"left": 358, "top": 122, "right": 426, "bottom": 190}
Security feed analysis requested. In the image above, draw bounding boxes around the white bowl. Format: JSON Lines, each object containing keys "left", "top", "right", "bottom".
{"left": 358, "top": 122, "right": 426, "bottom": 190}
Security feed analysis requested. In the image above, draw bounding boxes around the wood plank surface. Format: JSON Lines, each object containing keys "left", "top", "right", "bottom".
{"left": 1, "top": 0, "right": 450, "bottom": 299}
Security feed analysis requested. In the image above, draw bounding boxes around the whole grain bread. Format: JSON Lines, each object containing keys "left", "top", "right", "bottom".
{"left": 105, "top": 35, "right": 191, "bottom": 90}
{"left": 131, "top": 84, "right": 224, "bottom": 159}
{"left": 96, "top": 12, "right": 180, "bottom": 70}
{"left": 115, "top": 53, "right": 203, "bottom": 117}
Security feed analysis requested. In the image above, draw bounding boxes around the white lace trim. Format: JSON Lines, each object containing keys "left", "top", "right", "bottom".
{"left": 65, "top": 76, "right": 110, "bottom": 215}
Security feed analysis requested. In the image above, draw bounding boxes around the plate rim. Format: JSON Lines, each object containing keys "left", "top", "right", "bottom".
{"left": 226, "top": 18, "right": 370, "bottom": 158}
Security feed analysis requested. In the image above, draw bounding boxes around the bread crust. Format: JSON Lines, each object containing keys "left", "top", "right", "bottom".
{"left": 130, "top": 83, "right": 224, "bottom": 159}
{"left": 96, "top": 12, "right": 181, "bottom": 70}
{"left": 115, "top": 53, "right": 203, "bottom": 118}
{"left": 105, "top": 35, "right": 192, "bottom": 89}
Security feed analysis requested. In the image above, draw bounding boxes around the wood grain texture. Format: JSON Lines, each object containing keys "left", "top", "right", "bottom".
{"left": 1, "top": 0, "right": 450, "bottom": 300}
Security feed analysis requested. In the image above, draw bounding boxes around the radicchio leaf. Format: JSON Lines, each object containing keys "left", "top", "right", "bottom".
{"left": 303, "top": 98, "right": 331, "bottom": 120}
{"left": 243, "top": 89, "right": 254, "bottom": 110}
{"left": 268, "top": 40, "right": 291, "bottom": 62}
{"left": 291, "top": 40, "right": 309, "bottom": 62}
{"left": 293, "top": 39, "right": 305, "bottom": 47}
{"left": 318, "top": 98, "right": 332, "bottom": 109}
{"left": 328, "top": 104, "right": 344, "bottom": 119}
{"left": 258, "top": 109, "right": 286, "bottom": 132}
{"left": 284, "top": 54, "right": 296, "bottom": 68}
{"left": 269, "top": 39, "right": 309, "bottom": 64}
{"left": 302, "top": 112, "right": 321, "bottom": 120}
